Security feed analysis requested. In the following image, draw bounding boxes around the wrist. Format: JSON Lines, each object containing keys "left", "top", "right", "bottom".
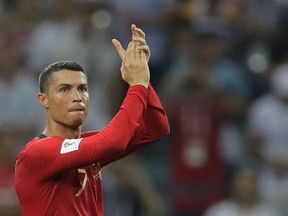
{"left": 130, "top": 82, "right": 149, "bottom": 89}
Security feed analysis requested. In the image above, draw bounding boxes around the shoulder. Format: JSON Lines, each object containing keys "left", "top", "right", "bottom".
{"left": 17, "top": 136, "right": 64, "bottom": 160}
{"left": 81, "top": 131, "right": 100, "bottom": 138}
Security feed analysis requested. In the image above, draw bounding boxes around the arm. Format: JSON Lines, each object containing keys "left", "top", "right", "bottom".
{"left": 99, "top": 83, "right": 170, "bottom": 167}
{"left": 98, "top": 25, "right": 169, "bottom": 166}
{"left": 113, "top": 24, "right": 170, "bottom": 143}
{"left": 130, "top": 24, "right": 170, "bottom": 143}
{"left": 130, "top": 25, "right": 170, "bottom": 144}
{"left": 133, "top": 83, "right": 170, "bottom": 143}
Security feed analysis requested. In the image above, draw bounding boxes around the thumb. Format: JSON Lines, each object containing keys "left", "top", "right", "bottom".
{"left": 112, "top": 39, "right": 125, "bottom": 61}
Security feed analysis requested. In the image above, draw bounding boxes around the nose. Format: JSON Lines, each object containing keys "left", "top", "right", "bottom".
{"left": 72, "top": 89, "right": 82, "bottom": 103}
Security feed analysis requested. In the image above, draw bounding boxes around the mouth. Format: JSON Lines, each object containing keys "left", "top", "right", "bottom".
{"left": 69, "top": 107, "right": 85, "bottom": 113}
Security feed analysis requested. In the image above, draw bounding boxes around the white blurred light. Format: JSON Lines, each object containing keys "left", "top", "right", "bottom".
{"left": 91, "top": 9, "right": 112, "bottom": 30}
{"left": 247, "top": 52, "right": 268, "bottom": 73}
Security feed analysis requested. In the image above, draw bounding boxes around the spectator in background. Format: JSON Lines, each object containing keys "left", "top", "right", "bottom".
{"left": 0, "top": 130, "right": 21, "bottom": 216}
{"left": 0, "top": 36, "right": 44, "bottom": 142}
{"left": 103, "top": 155, "right": 167, "bottom": 216}
{"left": 161, "top": 17, "right": 251, "bottom": 103}
{"left": 231, "top": 0, "right": 285, "bottom": 71}
{"left": 25, "top": 0, "right": 86, "bottom": 72}
{"left": 247, "top": 64, "right": 288, "bottom": 216}
{"left": 204, "top": 167, "right": 280, "bottom": 216}
{"left": 164, "top": 63, "right": 226, "bottom": 216}
{"left": 160, "top": 17, "right": 252, "bottom": 215}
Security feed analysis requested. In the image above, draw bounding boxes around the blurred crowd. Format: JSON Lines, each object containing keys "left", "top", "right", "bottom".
{"left": 1, "top": 0, "right": 288, "bottom": 215}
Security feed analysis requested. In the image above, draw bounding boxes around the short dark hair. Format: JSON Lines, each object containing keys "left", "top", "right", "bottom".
{"left": 39, "top": 60, "right": 85, "bottom": 94}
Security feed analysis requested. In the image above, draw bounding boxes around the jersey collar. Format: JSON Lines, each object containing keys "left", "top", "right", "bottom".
{"left": 37, "top": 133, "right": 47, "bottom": 139}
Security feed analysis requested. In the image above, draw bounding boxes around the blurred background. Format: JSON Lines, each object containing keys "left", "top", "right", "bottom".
{"left": 1, "top": 0, "right": 288, "bottom": 215}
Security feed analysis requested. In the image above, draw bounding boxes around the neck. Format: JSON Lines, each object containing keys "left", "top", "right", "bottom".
{"left": 43, "top": 123, "right": 82, "bottom": 139}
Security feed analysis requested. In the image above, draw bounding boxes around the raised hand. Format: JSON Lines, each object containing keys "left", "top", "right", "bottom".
{"left": 131, "top": 24, "right": 151, "bottom": 62}
{"left": 111, "top": 24, "right": 150, "bottom": 63}
{"left": 112, "top": 28, "right": 150, "bottom": 88}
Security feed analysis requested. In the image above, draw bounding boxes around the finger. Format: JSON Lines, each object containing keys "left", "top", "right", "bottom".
{"left": 120, "top": 42, "right": 131, "bottom": 72}
{"left": 131, "top": 24, "right": 139, "bottom": 42}
{"left": 132, "top": 25, "right": 146, "bottom": 46}
{"left": 135, "top": 44, "right": 142, "bottom": 62}
{"left": 112, "top": 39, "right": 125, "bottom": 61}
{"left": 140, "top": 50, "right": 146, "bottom": 63}
{"left": 124, "top": 41, "right": 133, "bottom": 65}
{"left": 130, "top": 42, "right": 137, "bottom": 61}
{"left": 134, "top": 27, "right": 145, "bottom": 39}
{"left": 137, "top": 45, "right": 150, "bottom": 62}
{"left": 131, "top": 24, "right": 136, "bottom": 32}
{"left": 132, "top": 37, "right": 146, "bottom": 46}
{"left": 138, "top": 45, "right": 150, "bottom": 53}
{"left": 120, "top": 62, "right": 124, "bottom": 76}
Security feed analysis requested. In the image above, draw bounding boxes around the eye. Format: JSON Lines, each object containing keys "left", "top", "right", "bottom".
{"left": 60, "top": 87, "right": 69, "bottom": 92}
{"left": 79, "top": 86, "right": 88, "bottom": 93}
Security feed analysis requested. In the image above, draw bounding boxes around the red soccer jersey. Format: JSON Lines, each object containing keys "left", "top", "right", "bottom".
{"left": 15, "top": 85, "right": 169, "bottom": 216}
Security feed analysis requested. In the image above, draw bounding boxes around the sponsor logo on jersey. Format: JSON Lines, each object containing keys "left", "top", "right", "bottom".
{"left": 60, "top": 138, "right": 83, "bottom": 154}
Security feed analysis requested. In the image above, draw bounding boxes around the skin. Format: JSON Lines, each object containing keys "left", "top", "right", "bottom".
{"left": 38, "top": 70, "right": 89, "bottom": 139}
{"left": 38, "top": 24, "right": 150, "bottom": 139}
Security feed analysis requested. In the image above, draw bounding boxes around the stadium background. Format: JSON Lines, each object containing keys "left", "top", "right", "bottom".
{"left": 1, "top": 0, "right": 288, "bottom": 215}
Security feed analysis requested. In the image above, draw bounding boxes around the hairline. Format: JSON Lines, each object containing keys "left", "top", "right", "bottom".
{"left": 39, "top": 61, "right": 86, "bottom": 94}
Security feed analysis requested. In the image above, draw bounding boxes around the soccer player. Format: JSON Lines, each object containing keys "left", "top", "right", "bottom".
{"left": 15, "top": 24, "right": 170, "bottom": 216}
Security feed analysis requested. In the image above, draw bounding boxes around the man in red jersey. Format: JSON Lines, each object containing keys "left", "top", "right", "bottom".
{"left": 14, "top": 24, "right": 170, "bottom": 216}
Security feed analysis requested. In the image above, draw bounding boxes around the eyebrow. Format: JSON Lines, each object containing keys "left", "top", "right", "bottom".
{"left": 56, "top": 83, "right": 88, "bottom": 88}
{"left": 57, "top": 83, "right": 72, "bottom": 88}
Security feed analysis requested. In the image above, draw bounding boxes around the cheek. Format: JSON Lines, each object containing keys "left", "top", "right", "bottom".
{"left": 49, "top": 98, "right": 67, "bottom": 114}
{"left": 83, "top": 93, "right": 90, "bottom": 105}
{"left": 84, "top": 97, "right": 90, "bottom": 115}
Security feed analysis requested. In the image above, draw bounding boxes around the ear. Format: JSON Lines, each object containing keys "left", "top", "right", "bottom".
{"left": 38, "top": 93, "right": 49, "bottom": 109}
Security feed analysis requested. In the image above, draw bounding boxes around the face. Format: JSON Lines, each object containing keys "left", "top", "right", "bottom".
{"left": 41, "top": 69, "right": 90, "bottom": 129}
